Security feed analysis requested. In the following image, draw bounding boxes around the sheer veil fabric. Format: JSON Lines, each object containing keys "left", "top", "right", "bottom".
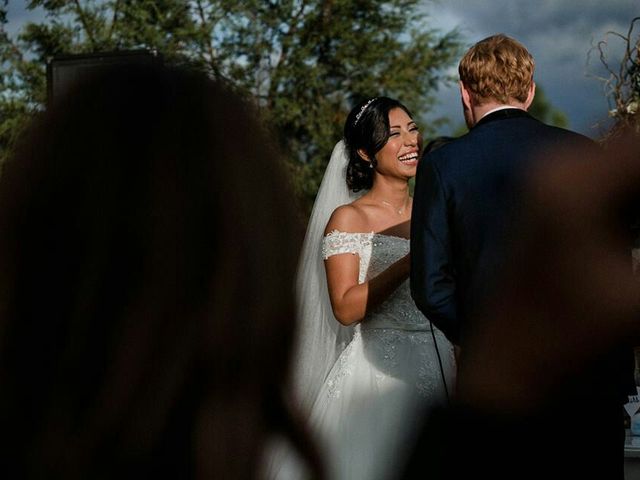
{"left": 292, "top": 140, "right": 363, "bottom": 413}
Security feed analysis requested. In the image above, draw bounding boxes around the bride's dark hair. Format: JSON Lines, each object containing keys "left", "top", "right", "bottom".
{"left": 344, "top": 96, "right": 414, "bottom": 192}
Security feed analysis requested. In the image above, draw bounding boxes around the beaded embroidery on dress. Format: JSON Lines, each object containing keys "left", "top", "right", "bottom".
{"left": 273, "top": 230, "right": 455, "bottom": 480}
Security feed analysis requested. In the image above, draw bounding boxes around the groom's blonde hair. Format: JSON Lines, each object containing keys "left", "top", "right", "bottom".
{"left": 459, "top": 34, "right": 535, "bottom": 105}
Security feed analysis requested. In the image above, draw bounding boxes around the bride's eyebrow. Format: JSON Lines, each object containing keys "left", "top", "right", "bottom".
{"left": 390, "top": 121, "right": 416, "bottom": 129}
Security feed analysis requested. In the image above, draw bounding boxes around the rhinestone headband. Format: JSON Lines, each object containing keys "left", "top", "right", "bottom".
{"left": 353, "top": 97, "right": 378, "bottom": 126}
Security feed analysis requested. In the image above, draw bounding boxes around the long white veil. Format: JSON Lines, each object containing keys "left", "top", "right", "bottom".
{"left": 292, "top": 140, "right": 363, "bottom": 413}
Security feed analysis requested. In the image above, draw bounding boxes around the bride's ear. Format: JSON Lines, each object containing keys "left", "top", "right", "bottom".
{"left": 357, "top": 148, "right": 371, "bottom": 162}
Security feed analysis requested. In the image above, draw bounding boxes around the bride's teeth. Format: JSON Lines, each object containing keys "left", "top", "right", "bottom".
{"left": 399, "top": 152, "right": 418, "bottom": 162}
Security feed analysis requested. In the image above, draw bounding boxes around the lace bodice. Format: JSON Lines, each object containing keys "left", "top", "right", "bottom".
{"left": 322, "top": 230, "right": 430, "bottom": 331}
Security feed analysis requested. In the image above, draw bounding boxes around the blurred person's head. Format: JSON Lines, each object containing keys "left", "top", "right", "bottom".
{"left": 458, "top": 34, "right": 536, "bottom": 128}
{"left": 0, "top": 64, "right": 313, "bottom": 478}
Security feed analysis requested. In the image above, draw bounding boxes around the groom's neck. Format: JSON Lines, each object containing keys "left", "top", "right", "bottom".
{"left": 472, "top": 101, "right": 528, "bottom": 126}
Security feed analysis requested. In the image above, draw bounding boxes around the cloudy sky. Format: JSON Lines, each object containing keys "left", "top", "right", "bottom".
{"left": 422, "top": 0, "right": 638, "bottom": 138}
{"left": 4, "top": 0, "right": 638, "bottom": 138}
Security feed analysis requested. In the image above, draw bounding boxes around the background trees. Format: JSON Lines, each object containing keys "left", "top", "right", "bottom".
{"left": 0, "top": 0, "right": 462, "bottom": 211}
{"left": 528, "top": 85, "right": 569, "bottom": 129}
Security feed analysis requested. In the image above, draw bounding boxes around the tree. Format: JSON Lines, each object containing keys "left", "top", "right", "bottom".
{"left": 528, "top": 84, "right": 568, "bottom": 129}
{"left": 0, "top": 0, "right": 200, "bottom": 162}
{"left": 0, "top": 0, "right": 462, "bottom": 211}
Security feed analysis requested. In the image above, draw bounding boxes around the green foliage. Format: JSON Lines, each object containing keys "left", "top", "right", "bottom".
{"left": 528, "top": 84, "right": 569, "bottom": 129}
{"left": 0, "top": 0, "right": 462, "bottom": 211}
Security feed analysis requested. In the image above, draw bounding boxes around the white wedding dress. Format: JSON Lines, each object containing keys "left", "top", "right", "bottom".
{"left": 269, "top": 230, "right": 455, "bottom": 480}
{"left": 264, "top": 142, "right": 455, "bottom": 480}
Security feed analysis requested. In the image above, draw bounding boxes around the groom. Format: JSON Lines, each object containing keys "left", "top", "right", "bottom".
{"left": 410, "top": 33, "right": 594, "bottom": 347}
{"left": 409, "top": 33, "right": 633, "bottom": 478}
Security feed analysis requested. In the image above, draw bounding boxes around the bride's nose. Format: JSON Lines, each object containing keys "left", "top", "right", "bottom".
{"left": 404, "top": 131, "right": 417, "bottom": 146}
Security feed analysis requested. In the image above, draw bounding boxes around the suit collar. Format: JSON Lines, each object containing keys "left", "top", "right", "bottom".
{"left": 474, "top": 108, "right": 531, "bottom": 128}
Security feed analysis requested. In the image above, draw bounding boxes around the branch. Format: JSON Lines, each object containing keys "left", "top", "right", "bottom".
{"left": 267, "top": 0, "right": 308, "bottom": 107}
{"left": 72, "top": 0, "right": 97, "bottom": 48}
{"left": 194, "top": 0, "right": 220, "bottom": 77}
{"left": 107, "top": 0, "right": 121, "bottom": 43}
{"left": 278, "top": 0, "right": 307, "bottom": 63}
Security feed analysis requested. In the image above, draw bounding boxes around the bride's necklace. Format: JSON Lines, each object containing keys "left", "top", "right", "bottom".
{"left": 380, "top": 199, "right": 408, "bottom": 216}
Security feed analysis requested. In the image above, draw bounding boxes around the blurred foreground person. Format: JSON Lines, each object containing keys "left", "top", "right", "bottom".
{"left": 403, "top": 134, "right": 640, "bottom": 479}
{"left": 0, "top": 64, "right": 318, "bottom": 479}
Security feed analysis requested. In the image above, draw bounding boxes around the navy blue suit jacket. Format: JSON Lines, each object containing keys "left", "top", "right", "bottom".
{"left": 408, "top": 108, "right": 635, "bottom": 479}
{"left": 410, "top": 109, "right": 592, "bottom": 345}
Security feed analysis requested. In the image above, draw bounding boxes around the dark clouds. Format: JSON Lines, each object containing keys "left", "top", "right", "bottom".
{"left": 442, "top": 0, "right": 632, "bottom": 34}
{"left": 424, "top": 0, "right": 639, "bottom": 138}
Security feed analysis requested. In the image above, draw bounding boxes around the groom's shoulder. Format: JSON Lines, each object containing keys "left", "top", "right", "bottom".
{"left": 539, "top": 123, "right": 597, "bottom": 151}
{"left": 422, "top": 131, "right": 477, "bottom": 163}
{"left": 422, "top": 122, "right": 597, "bottom": 173}
{"left": 421, "top": 134, "right": 473, "bottom": 171}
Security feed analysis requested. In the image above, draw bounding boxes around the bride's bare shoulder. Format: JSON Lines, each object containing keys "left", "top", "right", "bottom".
{"left": 324, "top": 202, "right": 369, "bottom": 236}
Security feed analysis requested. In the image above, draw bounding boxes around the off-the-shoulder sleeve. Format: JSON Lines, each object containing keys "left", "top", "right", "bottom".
{"left": 321, "top": 230, "right": 363, "bottom": 259}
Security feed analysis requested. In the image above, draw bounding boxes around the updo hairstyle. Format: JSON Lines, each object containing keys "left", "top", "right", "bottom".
{"left": 344, "top": 96, "right": 413, "bottom": 192}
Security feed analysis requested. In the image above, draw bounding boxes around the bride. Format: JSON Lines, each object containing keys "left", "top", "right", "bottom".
{"left": 268, "top": 97, "right": 455, "bottom": 480}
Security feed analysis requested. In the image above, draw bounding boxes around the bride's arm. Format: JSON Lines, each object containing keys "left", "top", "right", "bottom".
{"left": 325, "top": 254, "right": 410, "bottom": 326}
{"left": 323, "top": 206, "right": 410, "bottom": 326}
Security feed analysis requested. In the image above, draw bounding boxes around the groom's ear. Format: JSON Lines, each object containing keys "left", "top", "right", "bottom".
{"left": 524, "top": 82, "right": 536, "bottom": 110}
{"left": 357, "top": 148, "right": 371, "bottom": 162}
{"left": 459, "top": 81, "right": 473, "bottom": 111}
